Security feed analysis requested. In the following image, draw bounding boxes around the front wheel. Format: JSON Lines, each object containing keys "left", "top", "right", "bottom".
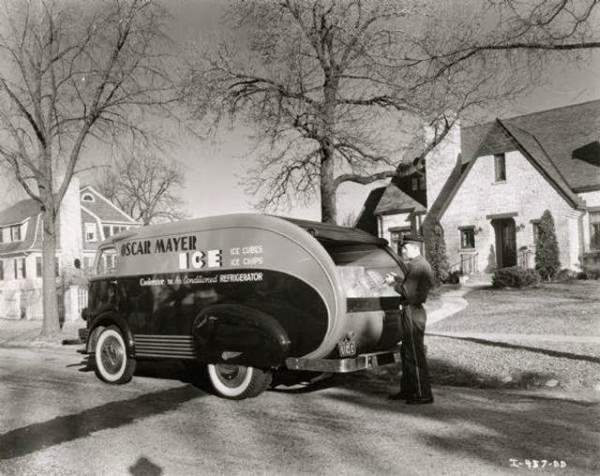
{"left": 94, "top": 326, "right": 136, "bottom": 384}
{"left": 207, "top": 363, "right": 271, "bottom": 400}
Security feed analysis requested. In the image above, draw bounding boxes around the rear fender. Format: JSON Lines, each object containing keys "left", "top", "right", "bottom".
{"left": 192, "top": 304, "right": 291, "bottom": 368}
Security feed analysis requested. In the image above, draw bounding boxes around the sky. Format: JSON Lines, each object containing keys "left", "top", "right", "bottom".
{"left": 1, "top": 0, "right": 599, "bottom": 223}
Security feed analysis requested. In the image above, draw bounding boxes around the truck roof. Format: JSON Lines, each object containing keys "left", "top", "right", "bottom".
{"left": 101, "top": 213, "right": 387, "bottom": 247}
{"left": 281, "top": 217, "right": 387, "bottom": 245}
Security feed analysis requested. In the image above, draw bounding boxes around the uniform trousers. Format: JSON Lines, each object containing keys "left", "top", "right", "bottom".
{"left": 399, "top": 304, "right": 432, "bottom": 399}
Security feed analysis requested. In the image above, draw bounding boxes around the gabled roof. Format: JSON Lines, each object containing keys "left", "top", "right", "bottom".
{"left": 498, "top": 120, "right": 582, "bottom": 207}
{"left": 432, "top": 100, "right": 600, "bottom": 219}
{"left": 0, "top": 199, "right": 41, "bottom": 226}
{"left": 462, "top": 100, "right": 600, "bottom": 192}
{"left": 503, "top": 100, "right": 600, "bottom": 192}
{"left": 374, "top": 181, "right": 427, "bottom": 215}
{"left": 355, "top": 186, "right": 386, "bottom": 234}
{"left": 0, "top": 212, "right": 41, "bottom": 256}
{"left": 79, "top": 185, "right": 137, "bottom": 224}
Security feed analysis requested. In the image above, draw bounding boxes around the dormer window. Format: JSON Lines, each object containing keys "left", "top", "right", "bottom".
{"left": 494, "top": 153, "right": 506, "bottom": 182}
{"left": 411, "top": 175, "right": 426, "bottom": 191}
{"left": 82, "top": 193, "right": 95, "bottom": 202}
{"left": 10, "top": 225, "right": 21, "bottom": 242}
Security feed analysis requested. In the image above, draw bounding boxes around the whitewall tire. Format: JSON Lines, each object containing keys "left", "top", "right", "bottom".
{"left": 94, "top": 326, "right": 136, "bottom": 384}
{"left": 207, "top": 364, "right": 271, "bottom": 400}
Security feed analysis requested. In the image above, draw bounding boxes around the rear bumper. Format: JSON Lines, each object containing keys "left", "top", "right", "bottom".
{"left": 285, "top": 347, "right": 401, "bottom": 373}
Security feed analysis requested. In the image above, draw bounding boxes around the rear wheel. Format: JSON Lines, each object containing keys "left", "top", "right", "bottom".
{"left": 207, "top": 363, "right": 271, "bottom": 399}
{"left": 94, "top": 326, "right": 136, "bottom": 384}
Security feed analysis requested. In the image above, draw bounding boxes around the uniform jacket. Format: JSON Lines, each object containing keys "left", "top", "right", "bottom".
{"left": 393, "top": 255, "right": 435, "bottom": 307}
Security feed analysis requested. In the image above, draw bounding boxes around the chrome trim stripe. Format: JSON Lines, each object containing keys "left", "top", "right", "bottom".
{"left": 135, "top": 345, "right": 194, "bottom": 351}
{"left": 134, "top": 348, "right": 195, "bottom": 355}
{"left": 136, "top": 352, "right": 196, "bottom": 359}
{"left": 135, "top": 334, "right": 193, "bottom": 340}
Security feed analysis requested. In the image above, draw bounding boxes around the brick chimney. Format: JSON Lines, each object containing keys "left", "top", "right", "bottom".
{"left": 425, "top": 123, "right": 462, "bottom": 209}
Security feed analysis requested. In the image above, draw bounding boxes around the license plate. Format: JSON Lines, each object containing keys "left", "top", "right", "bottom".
{"left": 338, "top": 339, "right": 357, "bottom": 358}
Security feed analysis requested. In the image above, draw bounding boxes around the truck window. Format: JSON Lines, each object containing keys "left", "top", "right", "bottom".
{"left": 324, "top": 243, "right": 402, "bottom": 298}
{"left": 95, "top": 246, "right": 118, "bottom": 276}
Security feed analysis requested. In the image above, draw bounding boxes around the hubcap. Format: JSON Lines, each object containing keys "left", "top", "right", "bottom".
{"left": 214, "top": 364, "right": 249, "bottom": 388}
{"left": 101, "top": 335, "right": 124, "bottom": 374}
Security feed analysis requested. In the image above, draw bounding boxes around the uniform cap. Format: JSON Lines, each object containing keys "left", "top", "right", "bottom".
{"left": 401, "top": 233, "right": 424, "bottom": 244}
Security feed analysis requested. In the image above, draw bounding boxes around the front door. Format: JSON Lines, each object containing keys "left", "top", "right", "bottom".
{"left": 492, "top": 218, "right": 517, "bottom": 268}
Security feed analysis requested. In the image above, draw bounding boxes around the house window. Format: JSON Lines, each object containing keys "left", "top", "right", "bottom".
{"left": 10, "top": 225, "right": 21, "bottom": 242}
{"left": 532, "top": 220, "right": 541, "bottom": 244}
{"left": 411, "top": 175, "right": 426, "bottom": 191}
{"left": 14, "top": 258, "right": 26, "bottom": 279}
{"left": 85, "top": 223, "right": 97, "bottom": 242}
{"left": 0, "top": 227, "right": 3, "bottom": 243}
{"left": 0, "top": 261, "right": 3, "bottom": 280}
{"left": 36, "top": 257, "right": 42, "bottom": 277}
{"left": 103, "top": 225, "right": 111, "bottom": 239}
{"left": 82, "top": 193, "right": 95, "bottom": 202}
{"left": 460, "top": 227, "right": 475, "bottom": 249}
{"left": 591, "top": 212, "right": 600, "bottom": 250}
{"left": 390, "top": 228, "right": 412, "bottom": 254}
{"left": 494, "top": 153, "right": 506, "bottom": 182}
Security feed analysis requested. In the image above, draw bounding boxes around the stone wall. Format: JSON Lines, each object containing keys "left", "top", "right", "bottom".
{"left": 440, "top": 151, "right": 580, "bottom": 271}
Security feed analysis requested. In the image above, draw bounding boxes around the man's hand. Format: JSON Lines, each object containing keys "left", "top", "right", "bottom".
{"left": 384, "top": 272, "right": 399, "bottom": 285}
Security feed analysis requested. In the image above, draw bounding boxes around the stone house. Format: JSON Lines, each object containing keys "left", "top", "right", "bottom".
{"left": 357, "top": 100, "right": 600, "bottom": 274}
{"left": 0, "top": 178, "right": 138, "bottom": 321}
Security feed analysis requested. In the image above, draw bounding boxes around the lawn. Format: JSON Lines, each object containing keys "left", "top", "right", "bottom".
{"left": 429, "top": 280, "right": 600, "bottom": 336}
{"left": 420, "top": 280, "right": 600, "bottom": 393}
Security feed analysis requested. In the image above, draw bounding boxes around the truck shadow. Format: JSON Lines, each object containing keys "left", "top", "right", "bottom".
{"left": 0, "top": 385, "right": 204, "bottom": 460}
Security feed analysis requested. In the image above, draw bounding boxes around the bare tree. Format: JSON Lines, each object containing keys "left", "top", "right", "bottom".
{"left": 187, "top": 1, "right": 535, "bottom": 224}
{"left": 0, "top": 0, "right": 179, "bottom": 337}
{"left": 418, "top": 0, "right": 600, "bottom": 81}
{"left": 96, "top": 151, "right": 186, "bottom": 225}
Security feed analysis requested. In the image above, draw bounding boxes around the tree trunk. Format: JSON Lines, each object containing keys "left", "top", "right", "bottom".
{"left": 320, "top": 143, "right": 337, "bottom": 224}
{"left": 320, "top": 74, "right": 338, "bottom": 224}
{"left": 40, "top": 207, "right": 60, "bottom": 337}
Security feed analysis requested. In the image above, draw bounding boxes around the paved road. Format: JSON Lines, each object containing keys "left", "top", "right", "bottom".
{"left": 0, "top": 346, "right": 598, "bottom": 475}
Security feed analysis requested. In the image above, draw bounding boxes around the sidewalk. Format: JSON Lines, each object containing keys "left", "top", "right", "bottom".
{"left": 428, "top": 331, "right": 600, "bottom": 344}
{"left": 426, "top": 280, "right": 489, "bottom": 325}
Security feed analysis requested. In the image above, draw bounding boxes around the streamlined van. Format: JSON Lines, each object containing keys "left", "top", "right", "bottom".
{"left": 79, "top": 214, "right": 406, "bottom": 399}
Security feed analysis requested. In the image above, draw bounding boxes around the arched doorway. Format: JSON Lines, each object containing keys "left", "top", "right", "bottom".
{"left": 491, "top": 218, "right": 517, "bottom": 268}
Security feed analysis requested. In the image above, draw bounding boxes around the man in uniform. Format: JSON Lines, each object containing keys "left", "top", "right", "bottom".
{"left": 385, "top": 234, "right": 435, "bottom": 404}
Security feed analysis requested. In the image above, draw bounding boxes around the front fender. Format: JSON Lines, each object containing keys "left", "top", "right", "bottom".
{"left": 192, "top": 303, "right": 291, "bottom": 369}
{"left": 87, "top": 312, "right": 135, "bottom": 357}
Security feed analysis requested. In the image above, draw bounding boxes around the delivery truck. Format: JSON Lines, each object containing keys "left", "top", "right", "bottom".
{"left": 79, "top": 214, "right": 406, "bottom": 399}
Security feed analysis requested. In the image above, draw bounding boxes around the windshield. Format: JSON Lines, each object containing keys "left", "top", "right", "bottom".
{"left": 325, "top": 243, "right": 402, "bottom": 298}
{"left": 95, "top": 246, "right": 118, "bottom": 276}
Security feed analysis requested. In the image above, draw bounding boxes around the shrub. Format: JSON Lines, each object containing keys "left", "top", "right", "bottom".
{"left": 423, "top": 219, "right": 450, "bottom": 284}
{"left": 580, "top": 263, "right": 600, "bottom": 280}
{"left": 445, "top": 270, "right": 463, "bottom": 284}
{"left": 535, "top": 210, "right": 561, "bottom": 280}
{"left": 554, "top": 268, "right": 576, "bottom": 282}
{"left": 492, "top": 266, "right": 540, "bottom": 288}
